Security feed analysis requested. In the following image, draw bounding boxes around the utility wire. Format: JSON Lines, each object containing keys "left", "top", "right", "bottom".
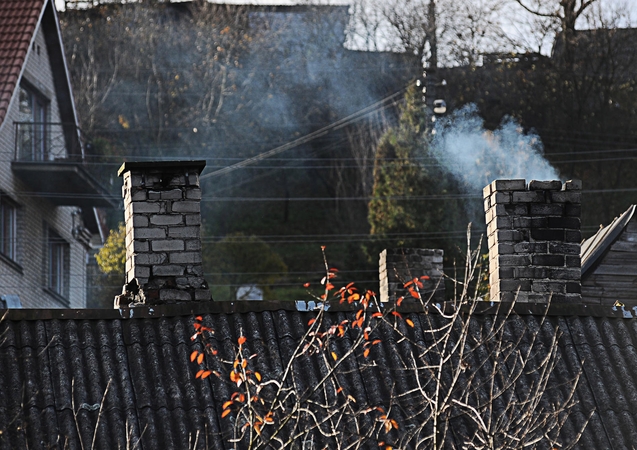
{"left": 199, "top": 85, "right": 411, "bottom": 180}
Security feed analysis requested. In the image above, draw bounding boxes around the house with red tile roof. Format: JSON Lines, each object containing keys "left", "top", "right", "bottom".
{"left": 0, "top": 0, "right": 115, "bottom": 308}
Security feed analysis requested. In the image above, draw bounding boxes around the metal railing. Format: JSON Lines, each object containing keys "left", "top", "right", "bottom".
{"left": 14, "top": 122, "right": 82, "bottom": 162}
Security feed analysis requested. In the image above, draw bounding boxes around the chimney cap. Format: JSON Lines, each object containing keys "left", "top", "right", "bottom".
{"left": 118, "top": 160, "right": 206, "bottom": 177}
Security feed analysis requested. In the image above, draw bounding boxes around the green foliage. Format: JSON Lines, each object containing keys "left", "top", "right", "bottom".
{"left": 204, "top": 233, "right": 287, "bottom": 301}
{"left": 95, "top": 223, "right": 126, "bottom": 276}
{"left": 367, "top": 85, "right": 465, "bottom": 259}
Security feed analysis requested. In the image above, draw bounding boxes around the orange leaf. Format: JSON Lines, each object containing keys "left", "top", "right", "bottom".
{"left": 197, "top": 353, "right": 204, "bottom": 364}
{"left": 420, "top": 275, "right": 430, "bottom": 280}
{"left": 238, "top": 336, "right": 247, "bottom": 345}
{"left": 409, "top": 288, "right": 419, "bottom": 299}
{"left": 193, "top": 323, "right": 201, "bottom": 330}
{"left": 336, "top": 387, "right": 343, "bottom": 394}
{"left": 326, "top": 283, "right": 335, "bottom": 290}
{"left": 241, "top": 359, "right": 248, "bottom": 369}
{"left": 406, "top": 319, "right": 415, "bottom": 327}
{"left": 303, "top": 282, "right": 310, "bottom": 288}
{"left": 331, "top": 352, "right": 338, "bottom": 361}
{"left": 255, "top": 372, "right": 262, "bottom": 382}
{"left": 363, "top": 348, "right": 370, "bottom": 358}
{"left": 404, "top": 280, "right": 414, "bottom": 288}
{"left": 396, "top": 296, "right": 404, "bottom": 306}
{"left": 372, "top": 339, "right": 381, "bottom": 345}
{"left": 201, "top": 370, "right": 211, "bottom": 379}
{"left": 308, "top": 318, "right": 316, "bottom": 326}
{"left": 221, "top": 409, "right": 231, "bottom": 418}
{"left": 222, "top": 400, "right": 233, "bottom": 409}
{"left": 195, "top": 316, "right": 203, "bottom": 321}
{"left": 320, "top": 294, "right": 327, "bottom": 300}
{"left": 190, "top": 351, "right": 198, "bottom": 362}
{"left": 196, "top": 370, "right": 204, "bottom": 378}
{"left": 391, "top": 311, "right": 402, "bottom": 318}
{"left": 372, "top": 312, "right": 383, "bottom": 318}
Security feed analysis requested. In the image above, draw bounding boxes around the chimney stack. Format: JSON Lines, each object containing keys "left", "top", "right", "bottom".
{"left": 116, "top": 161, "right": 210, "bottom": 307}
{"left": 379, "top": 248, "right": 445, "bottom": 303}
{"left": 483, "top": 179, "right": 581, "bottom": 303}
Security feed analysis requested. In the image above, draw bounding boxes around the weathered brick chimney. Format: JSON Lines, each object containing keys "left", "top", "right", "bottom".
{"left": 115, "top": 161, "right": 210, "bottom": 307}
{"left": 379, "top": 248, "right": 445, "bottom": 303}
{"left": 483, "top": 179, "right": 581, "bottom": 303}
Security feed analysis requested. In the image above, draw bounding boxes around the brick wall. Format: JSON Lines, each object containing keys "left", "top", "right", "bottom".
{"left": 379, "top": 248, "right": 445, "bottom": 303}
{"left": 118, "top": 161, "right": 210, "bottom": 306}
{"left": 483, "top": 179, "right": 581, "bottom": 303}
{"left": 0, "top": 24, "right": 87, "bottom": 308}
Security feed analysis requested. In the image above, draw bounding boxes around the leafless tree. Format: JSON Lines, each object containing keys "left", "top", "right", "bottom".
{"left": 190, "top": 239, "right": 587, "bottom": 449}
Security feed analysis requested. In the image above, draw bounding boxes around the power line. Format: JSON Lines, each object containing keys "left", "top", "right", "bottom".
{"left": 199, "top": 85, "right": 411, "bottom": 180}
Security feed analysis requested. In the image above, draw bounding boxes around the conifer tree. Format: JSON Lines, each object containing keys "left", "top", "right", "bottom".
{"left": 367, "top": 85, "right": 465, "bottom": 259}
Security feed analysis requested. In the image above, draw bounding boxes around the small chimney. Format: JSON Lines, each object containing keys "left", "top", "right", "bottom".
{"left": 379, "top": 248, "right": 445, "bottom": 303}
{"left": 115, "top": 161, "right": 210, "bottom": 307}
{"left": 483, "top": 179, "right": 581, "bottom": 303}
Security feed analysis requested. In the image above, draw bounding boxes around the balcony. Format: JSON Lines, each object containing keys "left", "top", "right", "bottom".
{"left": 11, "top": 122, "right": 118, "bottom": 227}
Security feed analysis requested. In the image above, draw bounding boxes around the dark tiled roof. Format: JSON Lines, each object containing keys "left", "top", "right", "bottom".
{"left": 0, "top": 0, "right": 44, "bottom": 125}
{"left": 1, "top": 301, "right": 637, "bottom": 448}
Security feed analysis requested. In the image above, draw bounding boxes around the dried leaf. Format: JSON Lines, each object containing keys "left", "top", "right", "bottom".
{"left": 195, "top": 316, "right": 203, "bottom": 321}
{"left": 396, "top": 296, "right": 404, "bottom": 306}
{"left": 223, "top": 400, "right": 233, "bottom": 409}
{"left": 196, "top": 370, "right": 204, "bottom": 378}
{"left": 364, "top": 348, "right": 370, "bottom": 358}
{"left": 221, "top": 409, "right": 231, "bottom": 418}
{"left": 238, "top": 336, "right": 247, "bottom": 345}
{"left": 190, "top": 351, "right": 198, "bottom": 362}
{"left": 255, "top": 372, "right": 262, "bottom": 382}
{"left": 197, "top": 353, "right": 204, "bottom": 364}
{"left": 331, "top": 352, "right": 338, "bottom": 361}
{"left": 303, "top": 282, "right": 310, "bottom": 288}
{"left": 406, "top": 319, "right": 415, "bottom": 328}
{"left": 201, "top": 370, "right": 211, "bottom": 379}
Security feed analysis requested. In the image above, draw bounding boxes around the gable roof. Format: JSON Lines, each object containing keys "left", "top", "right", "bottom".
{"left": 0, "top": 0, "right": 79, "bottom": 131}
{"left": 0, "top": 0, "right": 45, "bottom": 124}
{"left": 581, "top": 204, "right": 636, "bottom": 277}
{"left": 0, "top": 300, "right": 634, "bottom": 448}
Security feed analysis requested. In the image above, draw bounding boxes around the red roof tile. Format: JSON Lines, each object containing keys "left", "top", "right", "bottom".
{"left": 0, "top": 0, "right": 45, "bottom": 124}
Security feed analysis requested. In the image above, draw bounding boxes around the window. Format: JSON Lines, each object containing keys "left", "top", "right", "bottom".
{"left": 17, "top": 84, "right": 48, "bottom": 161}
{"left": 0, "top": 198, "right": 17, "bottom": 261}
{"left": 46, "top": 228, "right": 69, "bottom": 299}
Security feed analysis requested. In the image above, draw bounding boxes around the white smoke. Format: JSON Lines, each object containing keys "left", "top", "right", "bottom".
{"left": 431, "top": 104, "right": 559, "bottom": 192}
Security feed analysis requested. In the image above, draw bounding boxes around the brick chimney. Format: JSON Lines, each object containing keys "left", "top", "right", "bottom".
{"left": 115, "top": 161, "right": 210, "bottom": 307}
{"left": 483, "top": 179, "right": 581, "bottom": 303}
{"left": 379, "top": 248, "right": 445, "bottom": 303}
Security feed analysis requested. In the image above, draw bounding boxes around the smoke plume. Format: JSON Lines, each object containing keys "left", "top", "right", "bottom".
{"left": 431, "top": 104, "right": 559, "bottom": 192}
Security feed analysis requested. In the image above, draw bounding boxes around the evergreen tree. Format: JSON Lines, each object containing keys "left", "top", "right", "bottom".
{"left": 367, "top": 85, "right": 465, "bottom": 260}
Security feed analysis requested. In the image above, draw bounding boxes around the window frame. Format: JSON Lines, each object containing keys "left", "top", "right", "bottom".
{"left": 0, "top": 197, "right": 17, "bottom": 261}
{"left": 17, "top": 83, "right": 49, "bottom": 161}
{"left": 45, "top": 227, "right": 70, "bottom": 302}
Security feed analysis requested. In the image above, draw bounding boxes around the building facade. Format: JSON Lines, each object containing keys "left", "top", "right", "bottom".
{"left": 0, "top": 0, "right": 114, "bottom": 307}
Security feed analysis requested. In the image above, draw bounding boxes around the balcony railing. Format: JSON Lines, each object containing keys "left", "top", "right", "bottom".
{"left": 11, "top": 122, "right": 118, "bottom": 215}
{"left": 14, "top": 122, "right": 83, "bottom": 162}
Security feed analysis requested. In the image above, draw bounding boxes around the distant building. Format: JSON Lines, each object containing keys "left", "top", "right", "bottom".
{"left": 0, "top": 0, "right": 115, "bottom": 307}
